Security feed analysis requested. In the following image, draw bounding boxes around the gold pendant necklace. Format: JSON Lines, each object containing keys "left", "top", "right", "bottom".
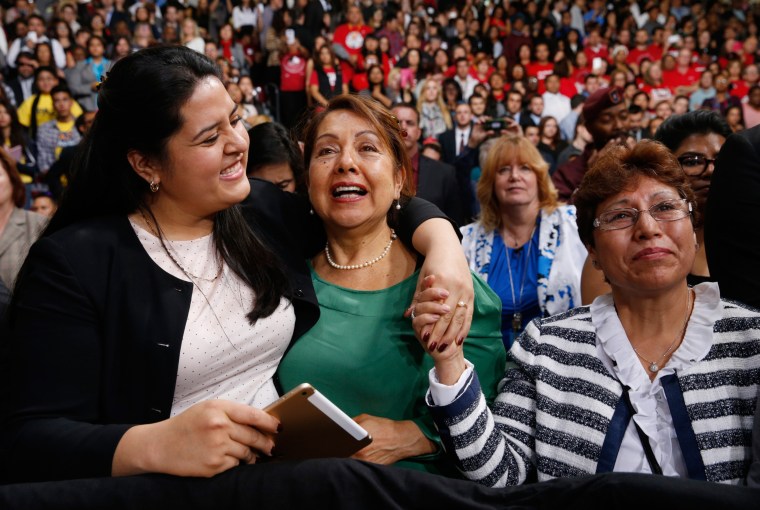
{"left": 632, "top": 288, "right": 692, "bottom": 373}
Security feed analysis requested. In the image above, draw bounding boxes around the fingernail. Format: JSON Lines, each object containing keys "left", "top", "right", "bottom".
{"left": 423, "top": 331, "right": 430, "bottom": 342}
{"left": 441, "top": 305, "right": 451, "bottom": 313}
{"left": 428, "top": 342, "right": 437, "bottom": 352}
{"left": 437, "top": 343, "right": 448, "bottom": 353}
{"left": 431, "top": 315, "right": 440, "bottom": 320}
{"left": 456, "top": 336, "right": 464, "bottom": 346}
{"left": 439, "top": 290, "right": 449, "bottom": 297}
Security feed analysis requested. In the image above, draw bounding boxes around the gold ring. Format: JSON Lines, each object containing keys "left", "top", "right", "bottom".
{"left": 457, "top": 300, "right": 467, "bottom": 308}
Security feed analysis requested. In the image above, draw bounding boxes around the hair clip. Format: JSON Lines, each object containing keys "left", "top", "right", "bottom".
{"left": 96, "top": 72, "right": 110, "bottom": 91}
{"left": 390, "top": 114, "right": 406, "bottom": 137}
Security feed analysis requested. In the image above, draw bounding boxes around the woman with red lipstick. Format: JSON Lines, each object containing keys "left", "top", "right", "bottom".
{"left": 459, "top": 135, "right": 586, "bottom": 349}
{"left": 416, "top": 140, "right": 760, "bottom": 486}
{"left": 0, "top": 48, "right": 476, "bottom": 483}
{"left": 277, "top": 95, "right": 505, "bottom": 476}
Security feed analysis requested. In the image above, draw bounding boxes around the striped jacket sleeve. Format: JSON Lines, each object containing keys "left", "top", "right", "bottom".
{"left": 428, "top": 321, "right": 541, "bottom": 487}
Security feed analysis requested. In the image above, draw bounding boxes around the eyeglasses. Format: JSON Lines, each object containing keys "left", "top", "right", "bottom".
{"left": 593, "top": 198, "right": 692, "bottom": 231}
{"left": 677, "top": 153, "right": 716, "bottom": 176}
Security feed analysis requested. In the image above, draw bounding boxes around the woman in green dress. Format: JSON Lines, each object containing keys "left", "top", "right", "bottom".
{"left": 276, "top": 95, "right": 505, "bottom": 476}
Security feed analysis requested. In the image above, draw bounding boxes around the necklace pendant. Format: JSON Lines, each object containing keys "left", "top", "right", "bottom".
{"left": 512, "top": 312, "right": 522, "bottom": 333}
{"left": 649, "top": 362, "right": 659, "bottom": 373}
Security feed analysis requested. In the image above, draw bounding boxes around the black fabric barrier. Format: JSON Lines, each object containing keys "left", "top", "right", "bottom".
{"left": 0, "top": 458, "right": 757, "bottom": 510}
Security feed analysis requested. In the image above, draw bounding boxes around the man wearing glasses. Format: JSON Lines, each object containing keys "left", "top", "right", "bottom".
{"left": 7, "top": 53, "right": 37, "bottom": 105}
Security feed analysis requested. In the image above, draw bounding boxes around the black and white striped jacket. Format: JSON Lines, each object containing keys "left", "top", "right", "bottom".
{"left": 429, "top": 300, "right": 760, "bottom": 486}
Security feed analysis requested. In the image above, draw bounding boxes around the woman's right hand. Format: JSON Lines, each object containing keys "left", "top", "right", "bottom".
{"left": 112, "top": 399, "right": 280, "bottom": 478}
{"left": 411, "top": 276, "right": 468, "bottom": 385}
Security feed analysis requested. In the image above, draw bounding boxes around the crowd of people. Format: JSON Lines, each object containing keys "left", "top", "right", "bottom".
{"left": 0, "top": 0, "right": 760, "bottom": 507}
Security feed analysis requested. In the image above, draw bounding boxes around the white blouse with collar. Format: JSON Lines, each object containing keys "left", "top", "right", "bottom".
{"left": 590, "top": 282, "right": 722, "bottom": 475}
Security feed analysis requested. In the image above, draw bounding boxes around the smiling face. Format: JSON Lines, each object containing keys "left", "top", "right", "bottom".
{"left": 589, "top": 176, "right": 695, "bottom": 296}
{"left": 136, "top": 77, "right": 250, "bottom": 221}
{"left": 307, "top": 110, "right": 403, "bottom": 233}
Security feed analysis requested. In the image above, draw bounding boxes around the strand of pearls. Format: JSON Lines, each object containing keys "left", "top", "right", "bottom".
{"left": 325, "top": 229, "right": 397, "bottom": 270}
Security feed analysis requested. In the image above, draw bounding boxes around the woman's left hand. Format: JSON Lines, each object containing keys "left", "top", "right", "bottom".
{"left": 351, "top": 415, "right": 436, "bottom": 465}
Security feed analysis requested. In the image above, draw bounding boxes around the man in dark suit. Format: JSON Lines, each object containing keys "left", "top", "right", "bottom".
{"left": 7, "top": 52, "right": 37, "bottom": 106}
{"left": 438, "top": 102, "right": 472, "bottom": 165}
{"left": 392, "top": 103, "right": 464, "bottom": 226}
{"left": 519, "top": 94, "right": 544, "bottom": 128}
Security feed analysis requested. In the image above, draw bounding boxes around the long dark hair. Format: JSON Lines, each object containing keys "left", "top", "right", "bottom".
{"left": 46, "top": 45, "right": 289, "bottom": 323}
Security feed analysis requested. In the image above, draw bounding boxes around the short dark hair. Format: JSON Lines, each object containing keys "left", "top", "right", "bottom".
{"left": 653, "top": 110, "right": 732, "bottom": 152}
{"left": 574, "top": 140, "right": 696, "bottom": 247}
{"left": 393, "top": 102, "right": 420, "bottom": 124}
{"left": 50, "top": 84, "right": 72, "bottom": 98}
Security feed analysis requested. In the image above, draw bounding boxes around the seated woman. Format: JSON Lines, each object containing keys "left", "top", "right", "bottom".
{"left": 276, "top": 95, "right": 506, "bottom": 476}
{"left": 0, "top": 46, "right": 475, "bottom": 483}
{"left": 581, "top": 111, "right": 732, "bottom": 303}
{"left": 461, "top": 135, "right": 586, "bottom": 348}
{"left": 416, "top": 140, "right": 760, "bottom": 486}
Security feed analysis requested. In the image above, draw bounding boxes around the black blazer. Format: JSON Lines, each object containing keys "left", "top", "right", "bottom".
{"left": 418, "top": 155, "right": 465, "bottom": 227}
{"left": 704, "top": 125, "right": 760, "bottom": 309}
{"left": 0, "top": 179, "right": 446, "bottom": 483}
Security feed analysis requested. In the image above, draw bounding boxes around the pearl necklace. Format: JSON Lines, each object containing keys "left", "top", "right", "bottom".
{"left": 324, "top": 229, "right": 397, "bottom": 270}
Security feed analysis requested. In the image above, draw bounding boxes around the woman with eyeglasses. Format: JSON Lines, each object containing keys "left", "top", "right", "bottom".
{"left": 413, "top": 140, "right": 760, "bottom": 486}
{"left": 581, "top": 112, "right": 732, "bottom": 303}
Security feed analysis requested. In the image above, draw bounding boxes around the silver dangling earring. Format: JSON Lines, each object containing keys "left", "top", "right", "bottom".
{"left": 309, "top": 208, "right": 314, "bottom": 215}
{"left": 395, "top": 200, "right": 401, "bottom": 210}
{"left": 149, "top": 180, "right": 160, "bottom": 193}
